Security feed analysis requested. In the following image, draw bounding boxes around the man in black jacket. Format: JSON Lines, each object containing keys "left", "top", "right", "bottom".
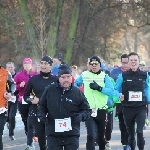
{"left": 38, "top": 64, "right": 91, "bottom": 150}
{"left": 24, "top": 56, "right": 58, "bottom": 150}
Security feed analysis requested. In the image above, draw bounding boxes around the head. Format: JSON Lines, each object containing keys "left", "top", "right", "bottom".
{"left": 71, "top": 65, "right": 78, "bottom": 76}
{"left": 58, "top": 65, "right": 72, "bottom": 90}
{"left": 40, "top": 56, "right": 53, "bottom": 73}
{"left": 121, "top": 54, "right": 129, "bottom": 71}
{"left": 53, "top": 52, "right": 62, "bottom": 66}
{"left": 128, "top": 52, "right": 140, "bottom": 71}
{"left": 139, "top": 61, "right": 146, "bottom": 71}
{"left": 22, "top": 58, "right": 32, "bottom": 72}
{"left": 32, "top": 62, "right": 38, "bottom": 72}
{"left": 89, "top": 56, "right": 101, "bottom": 73}
{"left": 6, "top": 62, "right": 15, "bottom": 74}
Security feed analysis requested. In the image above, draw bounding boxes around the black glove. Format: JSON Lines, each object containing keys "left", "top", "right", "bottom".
{"left": 38, "top": 114, "right": 46, "bottom": 124}
{"left": 89, "top": 80, "right": 102, "bottom": 92}
{"left": 73, "top": 113, "right": 83, "bottom": 124}
{"left": 40, "top": 117, "right": 46, "bottom": 124}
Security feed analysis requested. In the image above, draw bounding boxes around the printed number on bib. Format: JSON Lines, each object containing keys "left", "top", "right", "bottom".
{"left": 55, "top": 117, "right": 72, "bottom": 132}
{"left": 91, "top": 108, "right": 97, "bottom": 117}
{"left": 129, "top": 91, "right": 142, "bottom": 101}
{"left": 8, "top": 96, "right": 16, "bottom": 103}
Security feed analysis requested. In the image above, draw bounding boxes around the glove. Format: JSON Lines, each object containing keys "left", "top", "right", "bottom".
{"left": 38, "top": 114, "right": 46, "bottom": 124}
{"left": 73, "top": 113, "right": 83, "bottom": 124}
{"left": 89, "top": 80, "right": 102, "bottom": 92}
{"left": 40, "top": 117, "right": 46, "bottom": 124}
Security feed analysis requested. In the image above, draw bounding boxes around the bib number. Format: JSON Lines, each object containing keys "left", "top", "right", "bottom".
{"left": 8, "top": 96, "right": 16, "bottom": 103}
{"left": 91, "top": 108, "right": 97, "bottom": 117}
{"left": 129, "top": 91, "right": 142, "bottom": 101}
{"left": 55, "top": 117, "right": 72, "bottom": 132}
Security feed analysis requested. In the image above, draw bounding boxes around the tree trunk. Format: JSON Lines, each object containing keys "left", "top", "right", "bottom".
{"left": 17, "top": 0, "right": 39, "bottom": 59}
{"left": 47, "top": 0, "right": 64, "bottom": 57}
{"left": 64, "top": 0, "right": 80, "bottom": 63}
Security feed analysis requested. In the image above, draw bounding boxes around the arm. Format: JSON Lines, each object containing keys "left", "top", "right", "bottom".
{"left": 74, "top": 75, "right": 83, "bottom": 87}
{"left": 23, "top": 78, "right": 33, "bottom": 104}
{"left": 38, "top": 87, "right": 49, "bottom": 123}
{"left": 145, "top": 73, "right": 150, "bottom": 104}
{"left": 7, "top": 73, "right": 16, "bottom": 93}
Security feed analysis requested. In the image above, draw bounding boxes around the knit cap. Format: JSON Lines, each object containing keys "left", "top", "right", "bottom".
{"left": 58, "top": 64, "right": 72, "bottom": 77}
{"left": 41, "top": 56, "right": 53, "bottom": 66}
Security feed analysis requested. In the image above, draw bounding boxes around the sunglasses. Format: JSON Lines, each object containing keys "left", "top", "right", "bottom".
{"left": 89, "top": 61, "right": 99, "bottom": 65}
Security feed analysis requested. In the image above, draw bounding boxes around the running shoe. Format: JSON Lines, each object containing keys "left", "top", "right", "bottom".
{"left": 9, "top": 136, "right": 15, "bottom": 140}
{"left": 123, "top": 145, "right": 131, "bottom": 150}
{"left": 25, "top": 145, "right": 35, "bottom": 150}
{"left": 105, "top": 142, "right": 111, "bottom": 150}
{"left": 145, "top": 118, "right": 150, "bottom": 126}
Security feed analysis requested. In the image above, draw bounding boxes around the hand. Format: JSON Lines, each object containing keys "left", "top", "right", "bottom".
{"left": 73, "top": 113, "right": 83, "bottom": 124}
{"left": 119, "top": 94, "right": 124, "bottom": 101}
{"left": 32, "top": 97, "right": 39, "bottom": 104}
{"left": 20, "top": 81, "right": 25, "bottom": 87}
{"left": 40, "top": 117, "right": 46, "bottom": 124}
{"left": 89, "top": 80, "right": 102, "bottom": 91}
{"left": 4, "top": 92, "right": 11, "bottom": 100}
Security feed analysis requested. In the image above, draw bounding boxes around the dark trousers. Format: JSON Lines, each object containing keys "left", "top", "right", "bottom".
{"left": 105, "top": 112, "right": 113, "bottom": 142}
{"left": 47, "top": 136, "right": 79, "bottom": 150}
{"left": 7, "top": 101, "right": 17, "bottom": 136}
{"left": 18, "top": 102, "right": 30, "bottom": 135}
{"left": 27, "top": 113, "right": 46, "bottom": 150}
{"left": 85, "top": 109, "right": 107, "bottom": 150}
{"left": 123, "top": 106, "right": 146, "bottom": 150}
{"left": 0, "top": 112, "right": 6, "bottom": 150}
{"left": 116, "top": 103, "right": 129, "bottom": 145}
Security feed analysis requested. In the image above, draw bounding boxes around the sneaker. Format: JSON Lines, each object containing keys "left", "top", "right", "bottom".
{"left": 105, "top": 143, "right": 111, "bottom": 150}
{"left": 114, "top": 116, "right": 119, "bottom": 121}
{"left": 9, "top": 136, "right": 15, "bottom": 140}
{"left": 143, "top": 124, "right": 147, "bottom": 130}
{"left": 33, "top": 136, "right": 38, "bottom": 142}
{"left": 123, "top": 145, "right": 131, "bottom": 150}
{"left": 145, "top": 118, "right": 150, "bottom": 126}
{"left": 25, "top": 145, "right": 35, "bottom": 150}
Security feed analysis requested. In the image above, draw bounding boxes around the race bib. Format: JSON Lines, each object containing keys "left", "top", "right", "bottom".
{"left": 91, "top": 108, "right": 97, "bottom": 117}
{"left": 55, "top": 117, "right": 72, "bottom": 132}
{"left": 0, "top": 107, "right": 7, "bottom": 114}
{"left": 22, "top": 97, "right": 28, "bottom": 104}
{"left": 129, "top": 91, "right": 142, "bottom": 101}
{"left": 8, "top": 96, "right": 16, "bottom": 103}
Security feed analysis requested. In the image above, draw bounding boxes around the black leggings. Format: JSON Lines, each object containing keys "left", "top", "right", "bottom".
{"left": 18, "top": 102, "right": 30, "bottom": 135}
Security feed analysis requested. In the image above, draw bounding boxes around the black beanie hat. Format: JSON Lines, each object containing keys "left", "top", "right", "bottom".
{"left": 89, "top": 56, "right": 101, "bottom": 66}
{"left": 58, "top": 64, "right": 72, "bottom": 77}
{"left": 41, "top": 56, "right": 53, "bottom": 66}
{"left": 53, "top": 52, "right": 63, "bottom": 61}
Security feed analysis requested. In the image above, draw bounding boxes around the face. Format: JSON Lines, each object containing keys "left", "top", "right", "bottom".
{"left": 121, "top": 58, "right": 129, "bottom": 70}
{"left": 139, "top": 65, "right": 146, "bottom": 71}
{"left": 23, "top": 62, "right": 32, "bottom": 71}
{"left": 40, "top": 61, "right": 51, "bottom": 73}
{"left": 6, "top": 63, "right": 15, "bottom": 73}
{"left": 90, "top": 61, "right": 100, "bottom": 73}
{"left": 128, "top": 55, "right": 139, "bottom": 71}
{"left": 59, "top": 74, "right": 72, "bottom": 89}
{"left": 53, "top": 58, "right": 60, "bottom": 65}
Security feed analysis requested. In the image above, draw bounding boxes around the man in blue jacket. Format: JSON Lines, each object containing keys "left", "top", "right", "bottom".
{"left": 115, "top": 52, "right": 150, "bottom": 150}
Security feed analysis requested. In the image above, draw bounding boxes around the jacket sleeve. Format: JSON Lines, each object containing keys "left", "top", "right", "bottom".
{"left": 14, "top": 73, "right": 21, "bottom": 91}
{"left": 78, "top": 91, "right": 91, "bottom": 121}
{"left": 23, "top": 78, "right": 33, "bottom": 104}
{"left": 145, "top": 73, "right": 150, "bottom": 104}
{"left": 7, "top": 72, "right": 16, "bottom": 93}
{"left": 74, "top": 75, "right": 83, "bottom": 87}
{"left": 38, "top": 87, "right": 49, "bottom": 120}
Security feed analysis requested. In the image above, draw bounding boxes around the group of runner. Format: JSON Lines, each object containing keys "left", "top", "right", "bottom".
{"left": 0, "top": 52, "right": 150, "bottom": 150}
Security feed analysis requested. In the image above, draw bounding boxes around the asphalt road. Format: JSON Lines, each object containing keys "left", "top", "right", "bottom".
{"left": 3, "top": 117, "right": 150, "bottom": 150}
